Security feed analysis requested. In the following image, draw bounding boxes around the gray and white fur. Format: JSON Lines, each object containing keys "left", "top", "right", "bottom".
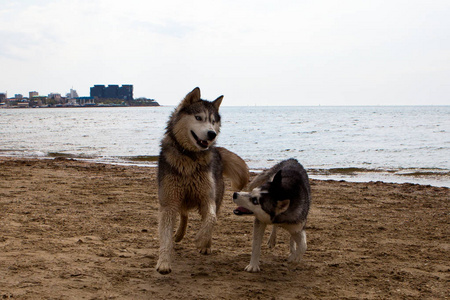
{"left": 233, "top": 159, "right": 310, "bottom": 272}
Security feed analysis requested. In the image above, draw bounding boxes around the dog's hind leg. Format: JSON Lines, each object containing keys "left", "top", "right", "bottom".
{"left": 174, "top": 212, "right": 188, "bottom": 242}
{"left": 289, "top": 235, "right": 296, "bottom": 254}
{"left": 267, "top": 226, "right": 277, "bottom": 248}
{"left": 288, "top": 230, "right": 307, "bottom": 263}
{"left": 156, "top": 207, "right": 177, "bottom": 275}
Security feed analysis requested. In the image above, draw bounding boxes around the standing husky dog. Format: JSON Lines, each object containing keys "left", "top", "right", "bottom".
{"left": 156, "top": 87, "right": 249, "bottom": 275}
{"left": 233, "top": 159, "right": 310, "bottom": 272}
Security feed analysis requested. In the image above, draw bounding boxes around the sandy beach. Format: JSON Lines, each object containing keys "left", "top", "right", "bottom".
{"left": 0, "top": 157, "right": 448, "bottom": 299}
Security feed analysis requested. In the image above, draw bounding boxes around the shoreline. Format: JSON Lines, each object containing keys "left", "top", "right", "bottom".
{"left": 308, "top": 171, "right": 450, "bottom": 188}
{"left": 0, "top": 104, "right": 161, "bottom": 109}
{"left": 0, "top": 156, "right": 448, "bottom": 299}
{"left": 1, "top": 153, "right": 448, "bottom": 188}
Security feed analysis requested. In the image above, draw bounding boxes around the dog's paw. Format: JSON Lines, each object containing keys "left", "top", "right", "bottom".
{"left": 198, "top": 247, "right": 212, "bottom": 255}
{"left": 287, "top": 253, "right": 302, "bottom": 263}
{"left": 244, "top": 264, "right": 261, "bottom": 272}
{"left": 195, "top": 236, "right": 212, "bottom": 254}
{"left": 156, "top": 260, "right": 172, "bottom": 275}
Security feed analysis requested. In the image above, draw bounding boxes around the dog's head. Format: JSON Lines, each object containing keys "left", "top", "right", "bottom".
{"left": 168, "top": 87, "right": 223, "bottom": 152}
{"left": 233, "top": 170, "right": 290, "bottom": 223}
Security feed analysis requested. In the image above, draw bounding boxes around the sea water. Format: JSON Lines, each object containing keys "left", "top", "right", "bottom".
{"left": 1, "top": 106, "right": 449, "bottom": 187}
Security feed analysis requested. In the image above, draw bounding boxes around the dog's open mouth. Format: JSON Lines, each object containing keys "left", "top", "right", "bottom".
{"left": 191, "top": 131, "right": 209, "bottom": 149}
{"left": 233, "top": 206, "right": 254, "bottom": 216}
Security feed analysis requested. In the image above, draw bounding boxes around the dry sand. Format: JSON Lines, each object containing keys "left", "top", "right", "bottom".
{"left": 0, "top": 157, "right": 448, "bottom": 299}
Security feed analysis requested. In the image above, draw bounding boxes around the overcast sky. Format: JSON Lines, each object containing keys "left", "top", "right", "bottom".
{"left": 1, "top": 0, "right": 449, "bottom": 106}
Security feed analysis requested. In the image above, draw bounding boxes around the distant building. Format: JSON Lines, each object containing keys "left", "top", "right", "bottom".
{"left": 29, "top": 91, "right": 38, "bottom": 99}
{"left": 15, "top": 94, "right": 23, "bottom": 100}
{"left": 66, "top": 88, "right": 79, "bottom": 99}
{"left": 30, "top": 96, "right": 48, "bottom": 107}
{"left": 0, "top": 93, "right": 6, "bottom": 102}
{"left": 76, "top": 97, "right": 95, "bottom": 106}
{"left": 104, "top": 85, "right": 119, "bottom": 98}
{"left": 48, "top": 93, "right": 62, "bottom": 100}
{"left": 90, "top": 85, "right": 105, "bottom": 98}
{"left": 90, "top": 84, "right": 133, "bottom": 100}
{"left": 118, "top": 85, "right": 133, "bottom": 101}
{"left": 16, "top": 102, "right": 30, "bottom": 108}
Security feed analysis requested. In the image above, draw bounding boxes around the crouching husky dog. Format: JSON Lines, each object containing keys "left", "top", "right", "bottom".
{"left": 233, "top": 159, "right": 310, "bottom": 272}
{"left": 156, "top": 87, "right": 249, "bottom": 275}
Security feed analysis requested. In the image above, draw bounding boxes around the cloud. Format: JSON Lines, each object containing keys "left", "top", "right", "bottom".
{"left": 1, "top": 0, "right": 449, "bottom": 105}
{"left": 0, "top": 30, "right": 30, "bottom": 60}
{"left": 133, "top": 20, "right": 194, "bottom": 39}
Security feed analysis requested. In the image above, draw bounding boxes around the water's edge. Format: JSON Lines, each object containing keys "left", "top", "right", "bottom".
{"left": 2, "top": 152, "right": 448, "bottom": 188}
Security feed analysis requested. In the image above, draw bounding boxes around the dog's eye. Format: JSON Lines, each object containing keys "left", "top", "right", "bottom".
{"left": 251, "top": 197, "right": 259, "bottom": 205}
{"left": 195, "top": 116, "right": 202, "bottom": 121}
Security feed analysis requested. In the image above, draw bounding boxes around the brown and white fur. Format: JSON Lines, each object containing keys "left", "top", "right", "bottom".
{"left": 156, "top": 87, "right": 249, "bottom": 274}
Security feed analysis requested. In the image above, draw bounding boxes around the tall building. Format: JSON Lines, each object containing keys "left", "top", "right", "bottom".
{"left": 118, "top": 85, "right": 133, "bottom": 100}
{"left": 90, "top": 85, "right": 105, "bottom": 98}
{"left": 66, "top": 88, "right": 79, "bottom": 99}
{"left": 104, "top": 85, "right": 119, "bottom": 98}
{"left": 90, "top": 84, "right": 133, "bottom": 100}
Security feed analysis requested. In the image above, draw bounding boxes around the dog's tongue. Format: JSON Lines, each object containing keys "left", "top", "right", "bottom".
{"left": 233, "top": 206, "right": 254, "bottom": 216}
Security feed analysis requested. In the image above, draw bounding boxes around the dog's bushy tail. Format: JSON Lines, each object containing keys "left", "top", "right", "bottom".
{"left": 217, "top": 147, "right": 249, "bottom": 191}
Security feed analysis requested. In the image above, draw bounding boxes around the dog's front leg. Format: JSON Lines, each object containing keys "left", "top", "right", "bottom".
{"left": 156, "top": 207, "right": 176, "bottom": 274}
{"left": 196, "top": 200, "right": 217, "bottom": 254}
{"left": 245, "top": 218, "right": 266, "bottom": 272}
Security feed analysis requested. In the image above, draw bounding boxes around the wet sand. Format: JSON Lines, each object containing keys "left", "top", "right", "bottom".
{"left": 0, "top": 157, "right": 448, "bottom": 299}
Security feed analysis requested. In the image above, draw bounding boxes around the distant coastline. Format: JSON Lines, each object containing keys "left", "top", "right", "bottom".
{"left": 0, "top": 84, "right": 160, "bottom": 108}
{"left": 0, "top": 103, "right": 161, "bottom": 109}
{"left": 0, "top": 99, "right": 160, "bottom": 109}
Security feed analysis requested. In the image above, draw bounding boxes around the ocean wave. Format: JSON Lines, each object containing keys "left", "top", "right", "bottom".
{"left": 308, "top": 167, "right": 450, "bottom": 177}
{"left": 307, "top": 167, "right": 450, "bottom": 188}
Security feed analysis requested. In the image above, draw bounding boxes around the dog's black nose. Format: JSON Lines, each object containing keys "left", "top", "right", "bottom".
{"left": 207, "top": 131, "right": 217, "bottom": 141}
{"left": 233, "top": 192, "right": 238, "bottom": 199}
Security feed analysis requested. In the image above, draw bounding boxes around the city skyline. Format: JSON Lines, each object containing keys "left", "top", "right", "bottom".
{"left": 1, "top": 85, "right": 132, "bottom": 101}
{"left": 0, "top": 83, "right": 159, "bottom": 108}
{"left": 1, "top": 88, "right": 79, "bottom": 100}
{"left": 0, "top": 84, "right": 126, "bottom": 100}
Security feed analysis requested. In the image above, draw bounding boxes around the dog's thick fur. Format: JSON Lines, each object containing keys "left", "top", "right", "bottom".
{"left": 233, "top": 159, "right": 310, "bottom": 272}
{"left": 156, "top": 87, "right": 249, "bottom": 274}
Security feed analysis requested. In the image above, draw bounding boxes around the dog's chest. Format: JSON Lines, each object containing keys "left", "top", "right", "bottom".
{"left": 159, "top": 145, "right": 220, "bottom": 206}
{"left": 180, "top": 169, "right": 216, "bottom": 208}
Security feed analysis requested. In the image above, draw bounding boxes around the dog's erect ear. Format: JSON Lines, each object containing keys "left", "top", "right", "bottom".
{"left": 275, "top": 199, "right": 290, "bottom": 215}
{"left": 180, "top": 87, "right": 201, "bottom": 109}
{"left": 212, "top": 95, "right": 223, "bottom": 111}
{"left": 272, "top": 170, "right": 283, "bottom": 187}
